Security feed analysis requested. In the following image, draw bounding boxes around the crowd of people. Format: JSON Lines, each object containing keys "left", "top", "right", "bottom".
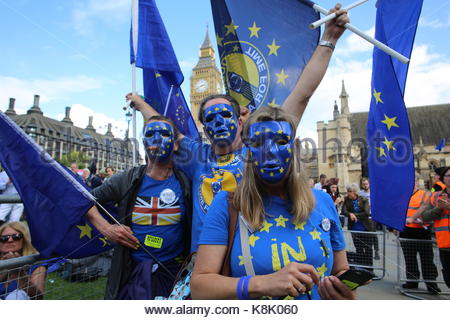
{"left": 0, "top": 3, "right": 448, "bottom": 301}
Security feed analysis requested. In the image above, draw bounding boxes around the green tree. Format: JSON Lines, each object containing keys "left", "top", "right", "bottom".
{"left": 60, "top": 151, "right": 90, "bottom": 169}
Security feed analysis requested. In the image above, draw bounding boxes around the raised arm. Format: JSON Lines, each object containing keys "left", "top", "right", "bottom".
{"left": 283, "top": 3, "right": 349, "bottom": 123}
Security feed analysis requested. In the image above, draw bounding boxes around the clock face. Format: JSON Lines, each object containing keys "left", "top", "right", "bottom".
{"left": 195, "top": 79, "right": 208, "bottom": 93}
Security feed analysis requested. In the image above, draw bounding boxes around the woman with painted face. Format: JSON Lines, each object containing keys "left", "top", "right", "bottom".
{"left": 190, "top": 106, "right": 353, "bottom": 300}
{"left": 85, "top": 115, "right": 192, "bottom": 300}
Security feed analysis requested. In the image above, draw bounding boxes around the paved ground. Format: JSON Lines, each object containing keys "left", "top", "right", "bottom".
{"left": 345, "top": 231, "right": 449, "bottom": 300}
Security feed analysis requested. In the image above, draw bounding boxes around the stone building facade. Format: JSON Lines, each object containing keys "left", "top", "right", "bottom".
{"left": 305, "top": 81, "right": 450, "bottom": 191}
{"left": 3, "top": 95, "right": 136, "bottom": 172}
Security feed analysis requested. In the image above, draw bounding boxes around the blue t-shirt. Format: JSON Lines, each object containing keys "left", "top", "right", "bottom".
{"left": 199, "top": 189, "right": 346, "bottom": 300}
{"left": 130, "top": 174, "right": 185, "bottom": 262}
{"left": 175, "top": 137, "right": 246, "bottom": 252}
{"left": 351, "top": 199, "right": 366, "bottom": 231}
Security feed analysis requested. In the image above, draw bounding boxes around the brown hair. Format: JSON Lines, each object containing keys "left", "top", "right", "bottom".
{"left": 198, "top": 94, "right": 240, "bottom": 124}
{"left": 235, "top": 106, "right": 315, "bottom": 229}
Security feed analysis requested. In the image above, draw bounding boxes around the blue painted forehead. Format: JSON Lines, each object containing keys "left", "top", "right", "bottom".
{"left": 203, "top": 103, "right": 236, "bottom": 115}
{"left": 248, "top": 121, "right": 293, "bottom": 138}
{"left": 143, "top": 121, "right": 173, "bottom": 134}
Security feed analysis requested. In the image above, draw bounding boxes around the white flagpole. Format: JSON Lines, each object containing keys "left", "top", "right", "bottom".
{"left": 163, "top": 85, "right": 174, "bottom": 117}
{"left": 311, "top": 2, "right": 409, "bottom": 64}
{"left": 309, "top": 0, "right": 368, "bottom": 29}
{"left": 131, "top": 0, "right": 139, "bottom": 166}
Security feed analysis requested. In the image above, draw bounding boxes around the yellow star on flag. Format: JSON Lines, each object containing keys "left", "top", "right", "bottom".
{"left": 248, "top": 21, "right": 261, "bottom": 38}
{"left": 260, "top": 220, "right": 273, "bottom": 233}
{"left": 317, "top": 263, "right": 328, "bottom": 278}
{"left": 373, "top": 88, "right": 383, "bottom": 104}
{"left": 99, "top": 237, "right": 109, "bottom": 247}
{"left": 248, "top": 234, "right": 260, "bottom": 247}
{"left": 381, "top": 114, "right": 400, "bottom": 130}
{"left": 310, "top": 228, "right": 321, "bottom": 240}
{"left": 77, "top": 223, "right": 92, "bottom": 239}
{"left": 275, "top": 215, "right": 289, "bottom": 228}
{"left": 216, "top": 33, "right": 224, "bottom": 47}
{"left": 294, "top": 222, "right": 306, "bottom": 230}
{"left": 224, "top": 20, "right": 239, "bottom": 36}
{"left": 275, "top": 69, "right": 289, "bottom": 86}
{"left": 382, "top": 137, "right": 397, "bottom": 151}
{"left": 267, "top": 39, "right": 281, "bottom": 56}
{"left": 268, "top": 98, "right": 279, "bottom": 107}
{"left": 375, "top": 146, "right": 387, "bottom": 158}
{"left": 233, "top": 45, "right": 239, "bottom": 52}
{"left": 155, "top": 72, "right": 161, "bottom": 78}
{"left": 238, "top": 255, "right": 253, "bottom": 266}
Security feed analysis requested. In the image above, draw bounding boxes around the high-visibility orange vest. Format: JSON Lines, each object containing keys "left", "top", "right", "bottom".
{"left": 431, "top": 181, "right": 446, "bottom": 192}
{"left": 406, "top": 189, "right": 431, "bottom": 228}
{"left": 429, "top": 190, "right": 450, "bottom": 249}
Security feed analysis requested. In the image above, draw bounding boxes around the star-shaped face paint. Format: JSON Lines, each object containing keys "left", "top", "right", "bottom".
{"left": 246, "top": 121, "right": 294, "bottom": 183}
{"left": 202, "top": 103, "right": 238, "bottom": 146}
{"left": 142, "top": 121, "right": 175, "bottom": 163}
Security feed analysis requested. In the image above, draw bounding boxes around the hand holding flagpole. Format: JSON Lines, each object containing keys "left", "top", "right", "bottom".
{"left": 307, "top": 1, "right": 409, "bottom": 64}
{"left": 309, "top": 0, "right": 368, "bottom": 29}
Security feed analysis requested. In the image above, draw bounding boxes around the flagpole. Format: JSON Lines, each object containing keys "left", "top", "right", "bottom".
{"left": 310, "top": 1, "right": 409, "bottom": 64}
{"left": 131, "top": 0, "right": 139, "bottom": 166}
{"left": 163, "top": 85, "right": 174, "bottom": 117}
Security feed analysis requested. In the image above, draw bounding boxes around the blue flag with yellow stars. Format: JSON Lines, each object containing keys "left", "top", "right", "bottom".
{"left": 435, "top": 138, "right": 445, "bottom": 152}
{"left": 130, "top": 0, "right": 199, "bottom": 140}
{"left": 0, "top": 111, "right": 115, "bottom": 258}
{"left": 210, "top": 0, "right": 319, "bottom": 112}
{"left": 367, "top": 0, "right": 423, "bottom": 230}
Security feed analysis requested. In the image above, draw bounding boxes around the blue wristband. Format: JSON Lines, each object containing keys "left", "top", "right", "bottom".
{"left": 243, "top": 275, "right": 253, "bottom": 300}
{"left": 236, "top": 276, "right": 245, "bottom": 300}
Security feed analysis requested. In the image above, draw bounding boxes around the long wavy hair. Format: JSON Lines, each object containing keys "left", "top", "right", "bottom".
{"left": 0, "top": 221, "right": 38, "bottom": 256}
{"left": 235, "top": 106, "right": 315, "bottom": 229}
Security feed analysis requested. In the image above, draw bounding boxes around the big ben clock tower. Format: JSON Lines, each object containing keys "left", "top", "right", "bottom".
{"left": 190, "top": 27, "right": 223, "bottom": 131}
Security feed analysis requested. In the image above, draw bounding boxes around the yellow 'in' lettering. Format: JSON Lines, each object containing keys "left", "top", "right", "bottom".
{"left": 281, "top": 236, "right": 307, "bottom": 265}
{"left": 271, "top": 243, "right": 281, "bottom": 271}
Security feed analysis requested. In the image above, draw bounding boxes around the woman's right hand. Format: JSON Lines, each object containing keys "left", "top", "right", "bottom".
{"left": 0, "top": 251, "right": 21, "bottom": 260}
{"left": 252, "top": 262, "right": 320, "bottom": 298}
{"left": 125, "top": 93, "right": 146, "bottom": 111}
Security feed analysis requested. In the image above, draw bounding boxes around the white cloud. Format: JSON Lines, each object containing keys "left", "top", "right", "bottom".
{"left": 55, "top": 103, "right": 130, "bottom": 138}
{"left": 0, "top": 75, "right": 102, "bottom": 112}
{"left": 419, "top": 15, "right": 450, "bottom": 29}
{"left": 73, "top": 0, "right": 130, "bottom": 34}
{"left": 298, "top": 44, "right": 450, "bottom": 143}
{"left": 334, "top": 26, "right": 375, "bottom": 57}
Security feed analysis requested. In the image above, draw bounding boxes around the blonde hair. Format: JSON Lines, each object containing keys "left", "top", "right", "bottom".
{"left": 235, "top": 106, "right": 315, "bottom": 229}
{"left": 0, "top": 221, "right": 38, "bottom": 256}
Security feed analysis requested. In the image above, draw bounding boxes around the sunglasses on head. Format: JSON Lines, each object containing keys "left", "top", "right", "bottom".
{"left": 0, "top": 233, "right": 23, "bottom": 243}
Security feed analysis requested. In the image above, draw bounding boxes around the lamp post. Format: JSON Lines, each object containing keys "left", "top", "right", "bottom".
{"left": 125, "top": 110, "right": 132, "bottom": 169}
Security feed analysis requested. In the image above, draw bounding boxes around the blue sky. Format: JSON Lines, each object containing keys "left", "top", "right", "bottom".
{"left": 0, "top": 0, "right": 449, "bottom": 141}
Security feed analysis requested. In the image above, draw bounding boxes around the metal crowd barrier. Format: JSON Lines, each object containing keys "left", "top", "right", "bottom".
{"left": 0, "top": 251, "right": 112, "bottom": 300}
{"left": 396, "top": 237, "right": 450, "bottom": 299}
{"left": 343, "top": 228, "right": 386, "bottom": 279}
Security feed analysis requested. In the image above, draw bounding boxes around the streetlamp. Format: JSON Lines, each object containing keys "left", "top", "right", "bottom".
{"left": 125, "top": 110, "right": 132, "bottom": 169}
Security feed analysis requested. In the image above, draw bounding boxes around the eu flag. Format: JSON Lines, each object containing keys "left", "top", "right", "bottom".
{"left": 435, "top": 138, "right": 445, "bottom": 152}
{"left": 367, "top": 0, "right": 423, "bottom": 230}
{"left": 210, "top": 0, "right": 319, "bottom": 112}
{"left": 0, "top": 111, "right": 114, "bottom": 258}
{"left": 130, "top": 0, "right": 199, "bottom": 140}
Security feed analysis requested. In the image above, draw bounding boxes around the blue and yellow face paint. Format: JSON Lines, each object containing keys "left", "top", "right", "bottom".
{"left": 202, "top": 103, "right": 238, "bottom": 146}
{"left": 246, "top": 121, "right": 294, "bottom": 183}
{"left": 142, "top": 121, "right": 175, "bottom": 163}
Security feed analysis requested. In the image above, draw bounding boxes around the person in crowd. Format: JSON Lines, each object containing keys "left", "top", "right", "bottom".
{"left": 0, "top": 170, "right": 24, "bottom": 223}
{"left": 69, "top": 161, "right": 80, "bottom": 175}
{"left": 308, "top": 178, "right": 315, "bottom": 189}
{"left": 82, "top": 168, "right": 103, "bottom": 189}
{"left": 327, "top": 179, "right": 344, "bottom": 226}
{"left": 85, "top": 115, "right": 192, "bottom": 299}
{"left": 0, "top": 222, "right": 46, "bottom": 300}
{"left": 104, "top": 167, "right": 115, "bottom": 181}
{"left": 314, "top": 174, "right": 327, "bottom": 192}
{"left": 431, "top": 167, "right": 446, "bottom": 192}
{"left": 358, "top": 178, "right": 380, "bottom": 260}
{"left": 190, "top": 106, "right": 353, "bottom": 300}
{"left": 343, "top": 183, "right": 375, "bottom": 268}
{"left": 409, "top": 166, "right": 450, "bottom": 288}
{"left": 400, "top": 176, "right": 440, "bottom": 294}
